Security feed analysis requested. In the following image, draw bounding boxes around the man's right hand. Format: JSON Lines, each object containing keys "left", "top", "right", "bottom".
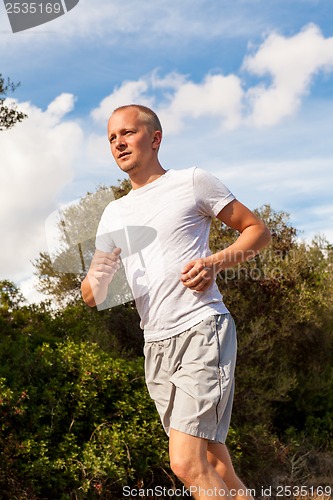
{"left": 81, "top": 247, "right": 122, "bottom": 307}
{"left": 90, "top": 248, "right": 122, "bottom": 284}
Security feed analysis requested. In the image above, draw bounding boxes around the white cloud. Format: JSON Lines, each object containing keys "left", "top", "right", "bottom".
{"left": 89, "top": 24, "right": 333, "bottom": 134}
{"left": 20, "top": 275, "right": 48, "bottom": 304}
{"left": 91, "top": 80, "right": 154, "bottom": 126}
{"left": 0, "top": 94, "right": 83, "bottom": 282}
{"left": 150, "top": 71, "right": 187, "bottom": 90}
{"left": 244, "top": 24, "right": 333, "bottom": 125}
{"left": 46, "top": 93, "right": 76, "bottom": 121}
{"left": 90, "top": 72, "right": 244, "bottom": 134}
{"left": 158, "top": 74, "right": 244, "bottom": 133}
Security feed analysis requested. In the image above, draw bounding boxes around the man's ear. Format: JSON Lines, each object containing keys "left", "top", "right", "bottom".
{"left": 152, "top": 130, "right": 162, "bottom": 150}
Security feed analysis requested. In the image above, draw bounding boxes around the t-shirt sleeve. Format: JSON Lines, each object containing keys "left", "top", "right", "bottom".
{"left": 193, "top": 167, "right": 235, "bottom": 217}
{"left": 95, "top": 206, "right": 116, "bottom": 253}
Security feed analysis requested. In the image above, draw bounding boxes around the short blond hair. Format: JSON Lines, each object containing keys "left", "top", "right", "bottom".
{"left": 113, "top": 104, "right": 162, "bottom": 134}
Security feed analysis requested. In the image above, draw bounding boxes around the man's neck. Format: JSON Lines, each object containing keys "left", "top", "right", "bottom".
{"left": 130, "top": 163, "right": 166, "bottom": 190}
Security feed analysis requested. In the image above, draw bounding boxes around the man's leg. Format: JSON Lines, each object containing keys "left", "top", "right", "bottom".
{"left": 207, "top": 443, "right": 254, "bottom": 500}
{"left": 169, "top": 428, "right": 230, "bottom": 500}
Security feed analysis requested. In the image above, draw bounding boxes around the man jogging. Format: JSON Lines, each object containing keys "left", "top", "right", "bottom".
{"left": 81, "top": 104, "right": 271, "bottom": 499}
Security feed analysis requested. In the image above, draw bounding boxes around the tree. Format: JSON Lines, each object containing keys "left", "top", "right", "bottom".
{"left": 0, "top": 279, "right": 25, "bottom": 310}
{"left": 34, "top": 180, "right": 132, "bottom": 306}
{"left": 0, "top": 73, "right": 27, "bottom": 131}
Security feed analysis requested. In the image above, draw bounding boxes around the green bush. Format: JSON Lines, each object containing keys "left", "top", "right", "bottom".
{"left": 0, "top": 337, "right": 170, "bottom": 498}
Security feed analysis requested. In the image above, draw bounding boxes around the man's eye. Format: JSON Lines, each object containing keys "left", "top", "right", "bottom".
{"left": 110, "top": 136, "right": 115, "bottom": 143}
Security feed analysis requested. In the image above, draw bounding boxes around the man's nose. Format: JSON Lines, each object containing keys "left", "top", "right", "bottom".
{"left": 115, "top": 136, "right": 126, "bottom": 149}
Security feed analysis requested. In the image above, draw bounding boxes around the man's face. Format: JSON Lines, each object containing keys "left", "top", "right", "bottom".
{"left": 107, "top": 108, "right": 160, "bottom": 175}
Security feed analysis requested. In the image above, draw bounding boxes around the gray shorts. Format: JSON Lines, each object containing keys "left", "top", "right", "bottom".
{"left": 143, "top": 314, "right": 237, "bottom": 444}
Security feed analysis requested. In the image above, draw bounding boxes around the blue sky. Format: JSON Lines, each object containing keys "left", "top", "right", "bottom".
{"left": 0, "top": 0, "right": 333, "bottom": 300}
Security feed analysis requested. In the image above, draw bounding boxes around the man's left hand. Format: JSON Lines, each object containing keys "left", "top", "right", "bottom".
{"left": 180, "top": 257, "right": 216, "bottom": 292}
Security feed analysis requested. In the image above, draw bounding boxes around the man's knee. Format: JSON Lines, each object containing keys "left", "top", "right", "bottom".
{"left": 170, "top": 453, "right": 207, "bottom": 484}
{"left": 169, "top": 429, "right": 211, "bottom": 484}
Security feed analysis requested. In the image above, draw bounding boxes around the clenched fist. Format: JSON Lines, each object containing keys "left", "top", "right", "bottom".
{"left": 90, "top": 247, "right": 122, "bottom": 284}
{"left": 81, "top": 247, "right": 122, "bottom": 307}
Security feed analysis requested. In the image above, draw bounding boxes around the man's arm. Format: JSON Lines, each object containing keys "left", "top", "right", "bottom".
{"left": 180, "top": 199, "right": 271, "bottom": 292}
{"left": 81, "top": 247, "right": 121, "bottom": 307}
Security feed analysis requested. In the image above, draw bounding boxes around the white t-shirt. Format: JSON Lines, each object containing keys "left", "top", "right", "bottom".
{"left": 96, "top": 167, "right": 235, "bottom": 342}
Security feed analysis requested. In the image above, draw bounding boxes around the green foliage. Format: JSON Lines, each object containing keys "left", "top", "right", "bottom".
{"left": 0, "top": 279, "right": 26, "bottom": 314}
{"left": 0, "top": 73, "right": 27, "bottom": 131}
{"left": 0, "top": 331, "right": 169, "bottom": 498}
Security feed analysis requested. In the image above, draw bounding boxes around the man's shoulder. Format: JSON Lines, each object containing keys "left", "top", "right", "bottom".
{"left": 166, "top": 166, "right": 196, "bottom": 182}
{"left": 169, "top": 166, "right": 222, "bottom": 186}
{"left": 171, "top": 166, "right": 196, "bottom": 175}
{"left": 170, "top": 166, "right": 216, "bottom": 179}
